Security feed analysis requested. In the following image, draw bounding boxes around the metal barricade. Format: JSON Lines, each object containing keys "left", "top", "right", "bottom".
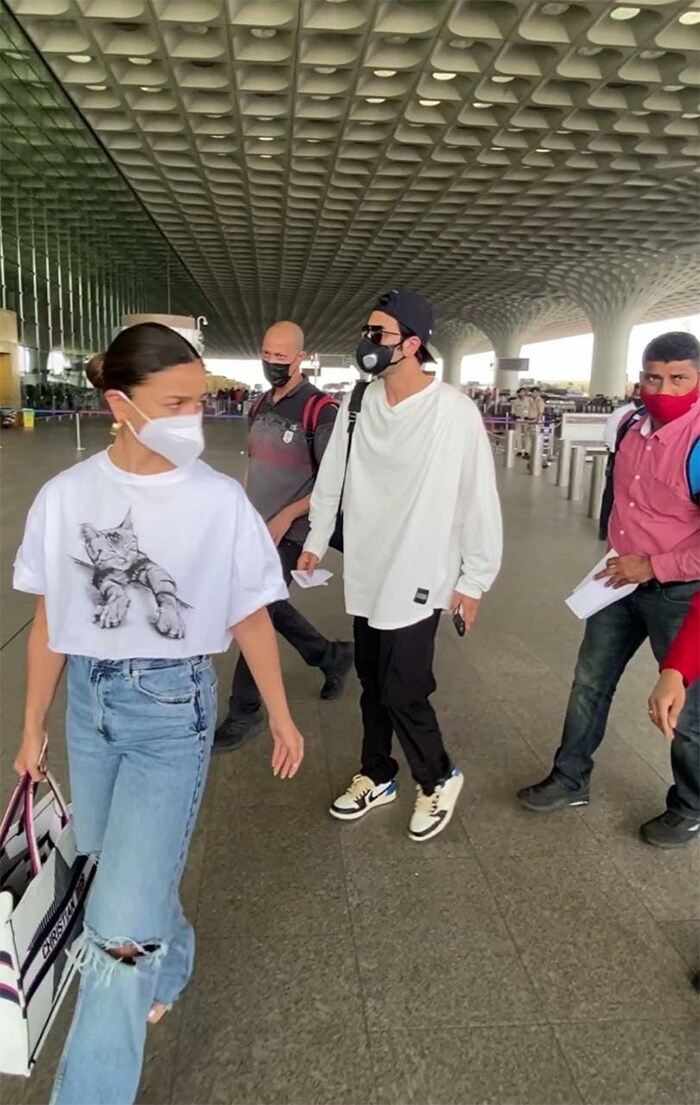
{"left": 557, "top": 439, "right": 573, "bottom": 488}
{"left": 529, "top": 430, "right": 544, "bottom": 477}
{"left": 504, "top": 428, "right": 516, "bottom": 468}
{"left": 588, "top": 452, "right": 607, "bottom": 519}
{"left": 568, "top": 445, "right": 587, "bottom": 501}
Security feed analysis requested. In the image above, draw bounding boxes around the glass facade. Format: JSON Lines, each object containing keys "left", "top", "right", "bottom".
{"left": 0, "top": 7, "right": 227, "bottom": 380}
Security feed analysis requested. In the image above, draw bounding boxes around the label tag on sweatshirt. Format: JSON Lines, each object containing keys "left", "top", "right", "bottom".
{"left": 414, "top": 588, "right": 429, "bottom": 605}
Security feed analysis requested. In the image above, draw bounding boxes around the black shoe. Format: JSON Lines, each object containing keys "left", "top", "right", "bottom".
{"left": 692, "top": 971, "right": 700, "bottom": 993}
{"left": 517, "top": 776, "right": 590, "bottom": 812}
{"left": 320, "top": 642, "right": 354, "bottom": 701}
{"left": 213, "top": 710, "right": 265, "bottom": 754}
{"left": 639, "top": 810, "right": 700, "bottom": 849}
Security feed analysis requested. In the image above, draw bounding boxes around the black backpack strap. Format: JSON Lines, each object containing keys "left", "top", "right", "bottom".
{"left": 614, "top": 405, "right": 645, "bottom": 451}
{"left": 337, "top": 381, "right": 369, "bottom": 513}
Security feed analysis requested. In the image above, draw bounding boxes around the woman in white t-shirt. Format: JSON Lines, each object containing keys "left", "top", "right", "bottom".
{"left": 12, "top": 323, "right": 304, "bottom": 1105}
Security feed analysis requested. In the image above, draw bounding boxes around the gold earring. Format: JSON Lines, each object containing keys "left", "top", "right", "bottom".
{"left": 110, "top": 421, "right": 122, "bottom": 437}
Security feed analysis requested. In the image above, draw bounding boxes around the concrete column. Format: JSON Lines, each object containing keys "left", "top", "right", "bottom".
{"left": 441, "top": 347, "right": 463, "bottom": 387}
{"left": 493, "top": 334, "right": 526, "bottom": 391}
{"left": 556, "top": 257, "right": 699, "bottom": 400}
{"left": 589, "top": 310, "right": 634, "bottom": 399}
{"left": 433, "top": 322, "right": 481, "bottom": 389}
{"left": 495, "top": 360, "right": 523, "bottom": 391}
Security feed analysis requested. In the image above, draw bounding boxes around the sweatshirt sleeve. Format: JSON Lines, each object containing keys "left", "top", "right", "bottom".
{"left": 304, "top": 395, "right": 349, "bottom": 560}
{"left": 661, "top": 591, "right": 700, "bottom": 685}
{"left": 456, "top": 406, "right": 503, "bottom": 599}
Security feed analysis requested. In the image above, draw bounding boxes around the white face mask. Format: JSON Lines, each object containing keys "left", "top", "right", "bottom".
{"left": 118, "top": 393, "right": 205, "bottom": 468}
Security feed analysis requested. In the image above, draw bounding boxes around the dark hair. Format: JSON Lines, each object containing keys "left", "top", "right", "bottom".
{"left": 398, "top": 323, "right": 430, "bottom": 365}
{"left": 85, "top": 354, "right": 104, "bottom": 389}
{"left": 642, "top": 331, "right": 700, "bottom": 367}
{"left": 92, "top": 322, "right": 200, "bottom": 394}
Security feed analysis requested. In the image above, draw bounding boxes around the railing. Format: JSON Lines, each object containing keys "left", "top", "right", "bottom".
{"left": 1, "top": 406, "right": 248, "bottom": 452}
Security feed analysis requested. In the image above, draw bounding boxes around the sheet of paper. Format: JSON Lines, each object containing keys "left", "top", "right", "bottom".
{"left": 290, "top": 569, "right": 334, "bottom": 590}
{"left": 565, "top": 549, "right": 637, "bottom": 619}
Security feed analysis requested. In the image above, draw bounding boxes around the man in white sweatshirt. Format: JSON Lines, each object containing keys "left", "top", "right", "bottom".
{"left": 298, "top": 290, "right": 503, "bottom": 841}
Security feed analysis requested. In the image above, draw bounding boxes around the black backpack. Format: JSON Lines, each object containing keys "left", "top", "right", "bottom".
{"left": 603, "top": 406, "right": 700, "bottom": 519}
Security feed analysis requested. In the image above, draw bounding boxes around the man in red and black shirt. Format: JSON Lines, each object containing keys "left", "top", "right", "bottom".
{"left": 214, "top": 321, "right": 353, "bottom": 752}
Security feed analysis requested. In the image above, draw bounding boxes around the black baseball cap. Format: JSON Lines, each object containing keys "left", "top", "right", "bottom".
{"left": 373, "top": 288, "right": 435, "bottom": 362}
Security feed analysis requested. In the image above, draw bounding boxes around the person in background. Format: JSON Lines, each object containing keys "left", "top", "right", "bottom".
{"left": 518, "top": 331, "right": 700, "bottom": 849}
{"left": 530, "top": 386, "right": 546, "bottom": 422}
{"left": 299, "top": 289, "right": 502, "bottom": 842}
{"left": 13, "top": 323, "right": 304, "bottom": 1105}
{"left": 214, "top": 320, "right": 354, "bottom": 753}
{"left": 599, "top": 383, "right": 643, "bottom": 541}
{"left": 511, "top": 386, "right": 532, "bottom": 457}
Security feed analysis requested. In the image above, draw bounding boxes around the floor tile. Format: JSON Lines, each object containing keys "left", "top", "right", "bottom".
{"left": 346, "top": 856, "right": 542, "bottom": 1029}
{"left": 554, "top": 1018, "right": 700, "bottom": 1104}
{"left": 194, "top": 802, "right": 350, "bottom": 940}
{"left": 169, "top": 933, "right": 366, "bottom": 1103}
{"left": 371, "top": 1025, "right": 583, "bottom": 1105}
{"left": 208, "top": 1025, "right": 374, "bottom": 1105}
{"left": 659, "top": 920, "right": 700, "bottom": 973}
{"left": 485, "top": 852, "right": 700, "bottom": 1022}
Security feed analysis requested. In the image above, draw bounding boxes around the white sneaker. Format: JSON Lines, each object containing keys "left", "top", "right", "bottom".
{"left": 330, "top": 774, "right": 398, "bottom": 821}
{"left": 408, "top": 768, "right": 464, "bottom": 842}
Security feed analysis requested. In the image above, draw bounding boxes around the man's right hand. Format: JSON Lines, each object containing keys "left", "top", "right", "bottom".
{"left": 297, "top": 551, "right": 319, "bottom": 576}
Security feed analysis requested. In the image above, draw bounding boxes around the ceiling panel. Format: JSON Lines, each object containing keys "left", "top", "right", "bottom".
{"left": 5, "top": 0, "right": 700, "bottom": 355}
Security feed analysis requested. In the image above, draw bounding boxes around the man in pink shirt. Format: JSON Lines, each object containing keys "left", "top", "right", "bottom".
{"left": 518, "top": 332, "right": 700, "bottom": 848}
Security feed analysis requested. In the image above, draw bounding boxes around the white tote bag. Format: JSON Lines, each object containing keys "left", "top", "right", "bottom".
{"left": 0, "top": 773, "right": 97, "bottom": 1077}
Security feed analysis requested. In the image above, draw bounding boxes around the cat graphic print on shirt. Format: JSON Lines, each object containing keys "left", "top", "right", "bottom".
{"left": 72, "top": 510, "right": 190, "bottom": 640}
{"left": 13, "top": 451, "right": 289, "bottom": 661}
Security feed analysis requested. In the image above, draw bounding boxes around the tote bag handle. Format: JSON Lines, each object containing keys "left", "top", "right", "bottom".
{"left": 0, "top": 773, "right": 70, "bottom": 879}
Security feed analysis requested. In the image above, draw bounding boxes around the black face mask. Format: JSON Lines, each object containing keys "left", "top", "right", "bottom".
{"left": 262, "top": 359, "right": 292, "bottom": 389}
{"left": 355, "top": 336, "right": 406, "bottom": 377}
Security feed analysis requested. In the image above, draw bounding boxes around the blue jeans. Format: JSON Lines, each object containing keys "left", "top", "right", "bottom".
{"left": 51, "top": 656, "right": 217, "bottom": 1105}
{"left": 552, "top": 581, "right": 700, "bottom": 818}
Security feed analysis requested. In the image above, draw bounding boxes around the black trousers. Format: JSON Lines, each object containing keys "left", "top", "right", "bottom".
{"left": 229, "top": 538, "right": 333, "bottom": 714}
{"left": 355, "top": 611, "right": 452, "bottom": 795}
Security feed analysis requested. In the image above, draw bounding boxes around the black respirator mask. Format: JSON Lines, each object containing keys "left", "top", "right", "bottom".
{"left": 355, "top": 335, "right": 407, "bottom": 377}
{"left": 262, "top": 359, "right": 293, "bottom": 389}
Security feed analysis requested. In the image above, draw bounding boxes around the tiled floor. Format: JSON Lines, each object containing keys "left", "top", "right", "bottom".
{"left": 1, "top": 419, "right": 699, "bottom": 1105}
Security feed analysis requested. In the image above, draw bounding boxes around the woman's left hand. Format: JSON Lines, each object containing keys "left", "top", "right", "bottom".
{"left": 648, "top": 669, "right": 686, "bottom": 741}
{"left": 270, "top": 716, "right": 304, "bottom": 779}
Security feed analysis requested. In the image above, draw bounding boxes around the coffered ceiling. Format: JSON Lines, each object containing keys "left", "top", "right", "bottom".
{"left": 5, "top": 0, "right": 700, "bottom": 356}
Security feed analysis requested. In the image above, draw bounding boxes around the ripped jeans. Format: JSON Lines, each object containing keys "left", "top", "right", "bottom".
{"left": 51, "top": 656, "right": 217, "bottom": 1105}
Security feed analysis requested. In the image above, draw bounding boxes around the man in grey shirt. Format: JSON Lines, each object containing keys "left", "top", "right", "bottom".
{"left": 214, "top": 321, "right": 353, "bottom": 752}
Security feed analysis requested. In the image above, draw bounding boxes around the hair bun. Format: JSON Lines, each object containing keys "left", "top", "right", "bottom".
{"left": 85, "top": 354, "right": 105, "bottom": 389}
